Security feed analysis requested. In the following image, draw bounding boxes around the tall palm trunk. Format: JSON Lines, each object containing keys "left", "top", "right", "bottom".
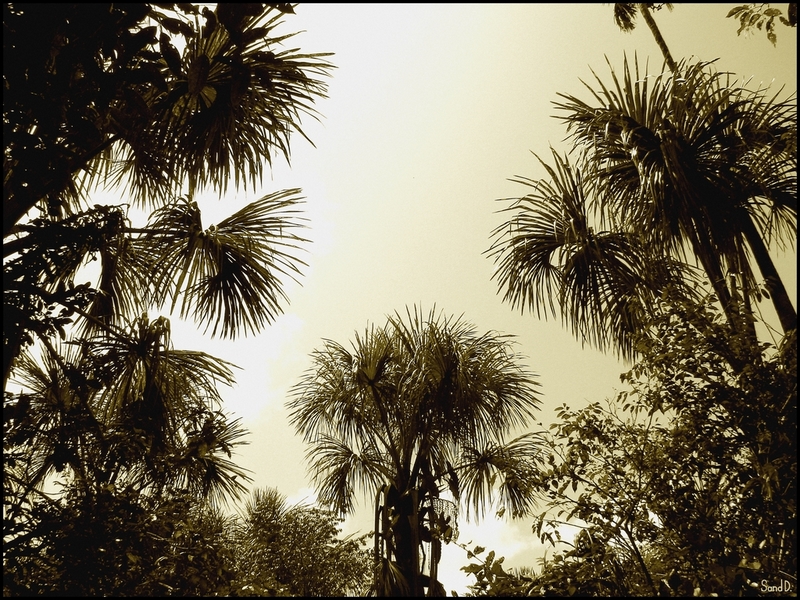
{"left": 640, "top": 3, "right": 796, "bottom": 337}
{"left": 638, "top": 4, "right": 677, "bottom": 73}
{"left": 376, "top": 486, "right": 424, "bottom": 596}
{"left": 740, "top": 213, "right": 797, "bottom": 333}
{"left": 395, "top": 491, "right": 422, "bottom": 596}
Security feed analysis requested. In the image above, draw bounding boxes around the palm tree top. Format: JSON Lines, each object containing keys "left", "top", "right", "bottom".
{"left": 288, "top": 305, "right": 544, "bottom": 521}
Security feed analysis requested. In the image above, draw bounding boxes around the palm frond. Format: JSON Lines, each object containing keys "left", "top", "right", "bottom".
{"left": 79, "top": 233, "right": 155, "bottom": 338}
{"left": 89, "top": 314, "right": 237, "bottom": 431}
{"left": 142, "top": 188, "right": 309, "bottom": 338}
{"left": 108, "top": 6, "right": 334, "bottom": 206}
{"left": 173, "top": 411, "right": 252, "bottom": 506}
{"left": 307, "top": 434, "right": 390, "bottom": 515}
{"left": 6, "top": 342, "right": 103, "bottom": 500}
{"left": 489, "top": 149, "right": 683, "bottom": 359}
{"left": 613, "top": 3, "right": 639, "bottom": 32}
{"left": 457, "top": 432, "right": 546, "bottom": 521}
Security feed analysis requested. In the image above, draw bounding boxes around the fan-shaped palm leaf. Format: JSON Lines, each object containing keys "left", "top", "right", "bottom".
{"left": 457, "top": 432, "right": 545, "bottom": 521}
{"left": 89, "top": 314, "right": 236, "bottom": 438}
{"left": 7, "top": 343, "right": 101, "bottom": 496}
{"left": 142, "top": 188, "right": 308, "bottom": 338}
{"left": 79, "top": 232, "right": 156, "bottom": 338}
{"left": 489, "top": 149, "right": 693, "bottom": 359}
{"left": 173, "top": 410, "right": 251, "bottom": 506}
{"left": 307, "top": 434, "right": 391, "bottom": 515}
{"left": 97, "top": 5, "right": 334, "bottom": 207}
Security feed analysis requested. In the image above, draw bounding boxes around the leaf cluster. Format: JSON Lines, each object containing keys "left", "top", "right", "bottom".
{"left": 3, "top": 487, "right": 236, "bottom": 596}
{"left": 488, "top": 53, "right": 797, "bottom": 361}
{"left": 727, "top": 4, "right": 797, "bottom": 45}
{"left": 227, "top": 487, "right": 374, "bottom": 597}
{"left": 460, "top": 543, "right": 536, "bottom": 597}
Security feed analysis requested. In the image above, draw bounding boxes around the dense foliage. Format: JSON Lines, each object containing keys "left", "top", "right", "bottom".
{"left": 460, "top": 297, "right": 796, "bottom": 596}
{"left": 4, "top": 3, "right": 333, "bottom": 596}
{"left": 4, "top": 487, "right": 235, "bottom": 596}
{"left": 3, "top": 484, "right": 376, "bottom": 597}
{"left": 529, "top": 296, "right": 796, "bottom": 596}
{"left": 229, "top": 487, "right": 374, "bottom": 596}
{"left": 468, "top": 4, "right": 796, "bottom": 597}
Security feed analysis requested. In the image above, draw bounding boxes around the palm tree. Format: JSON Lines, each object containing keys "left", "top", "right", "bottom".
{"left": 3, "top": 3, "right": 332, "bottom": 236}
{"left": 560, "top": 57, "right": 796, "bottom": 334}
{"left": 288, "top": 306, "right": 545, "bottom": 596}
{"left": 611, "top": 5, "right": 796, "bottom": 335}
{"left": 4, "top": 5, "right": 331, "bottom": 580}
{"left": 4, "top": 314, "right": 251, "bottom": 525}
{"left": 490, "top": 56, "right": 797, "bottom": 362}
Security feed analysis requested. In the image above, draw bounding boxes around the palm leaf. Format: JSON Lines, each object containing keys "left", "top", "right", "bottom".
{"left": 89, "top": 314, "right": 236, "bottom": 433}
{"left": 107, "top": 5, "right": 334, "bottom": 206}
{"left": 143, "top": 188, "right": 309, "bottom": 338}
{"left": 489, "top": 149, "right": 686, "bottom": 359}
{"left": 457, "top": 432, "right": 546, "bottom": 521}
{"left": 173, "top": 411, "right": 252, "bottom": 506}
{"left": 306, "top": 434, "right": 390, "bottom": 515}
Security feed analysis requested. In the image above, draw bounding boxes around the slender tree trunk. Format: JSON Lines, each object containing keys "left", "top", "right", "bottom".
{"left": 636, "top": 3, "right": 796, "bottom": 342}
{"left": 639, "top": 4, "right": 678, "bottom": 72}
{"left": 690, "top": 234, "right": 759, "bottom": 362}
{"left": 740, "top": 214, "right": 797, "bottom": 334}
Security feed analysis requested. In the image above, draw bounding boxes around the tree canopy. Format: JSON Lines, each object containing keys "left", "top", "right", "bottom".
{"left": 489, "top": 54, "right": 797, "bottom": 362}
{"left": 4, "top": 4, "right": 334, "bottom": 595}
{"left": 228, "top": 487, "right": 374, "bottom": 596}
{"left": 459, "top": 295, "right": 796, "bottom": 596}
{"left": 529, "top": 295, "right": 796, "bottom": 596}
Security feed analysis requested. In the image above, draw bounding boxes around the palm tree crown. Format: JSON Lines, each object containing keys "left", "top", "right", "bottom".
{"left": 490, "top": 55, "right": 796, "bottom": 362}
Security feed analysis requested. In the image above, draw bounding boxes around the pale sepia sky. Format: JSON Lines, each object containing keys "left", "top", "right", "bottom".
{"left": 119, "top": 3, "right": 797, "bottom": 593}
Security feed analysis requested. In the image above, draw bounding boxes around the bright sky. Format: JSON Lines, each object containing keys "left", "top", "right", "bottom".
{"left": 92, "top": 3, "right": 800, "bottom": 594}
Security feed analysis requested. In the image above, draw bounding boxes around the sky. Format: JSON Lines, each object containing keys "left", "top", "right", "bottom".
{"left": 59, "top": 3, "right": 800, "bottom": 594}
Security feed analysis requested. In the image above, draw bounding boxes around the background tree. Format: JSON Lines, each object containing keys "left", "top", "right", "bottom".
{"left": 3, "top": 487, "right": 236, "bottom": 596}
{"left": 288, "top": 306, "right": 545, "bottom": 596}
{"left": 527, "top": 295, "right": 796, "bottom": 596}
{"left": 228, "top": 487, "right": 374, "bottom": 596}
{"left": 727, "top": 3, "right": 798, "bottom": 45}
{"left": 613, "top": 4, "right": 677, "bottom": 71}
